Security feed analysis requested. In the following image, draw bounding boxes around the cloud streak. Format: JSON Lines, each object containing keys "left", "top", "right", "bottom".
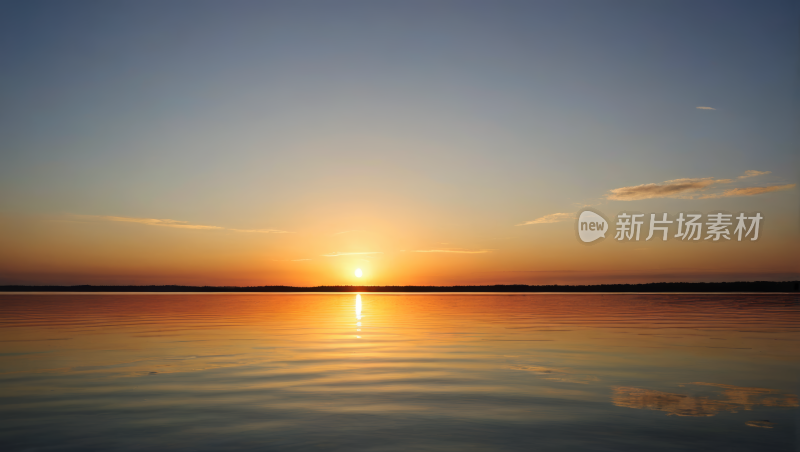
{"left": 696, "top": 106, "right": 716, "bottom": 110}
{"left": 739, "top": 170, "right": 770, "bottom": 179}
{"left": 699, "top": 184, "right": 795, "bottom": 199}
{"left": 321, "top": 251, "right": 383, "bottom": 257}
{"left": 412, "top": 249, "right": 492, "bottom": 254}
{"left": 606, "top": 170, "right": 783, "bottom": 200}
{"left": 607, "top": 178, "right": 726, "bottom": 200}
{"left": 517, "top": 213, "right": 575, "bottom": 225}
{"left": 80, "top": 215, "right": 290, "bottom": 233}
{"left": 97, "top": 216, "right": 223, "bottom": 230}
{"left": 229, "top": 228, "right": 291, "bottom": 233}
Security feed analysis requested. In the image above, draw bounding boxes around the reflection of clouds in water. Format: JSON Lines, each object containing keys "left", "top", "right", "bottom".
{"left": 613, "top": 383, "right": 799, "bottom": 417}
{"left": 745, "top": 420, "right": 774, "bottom": 428}
{"left": 510, "top": 365, "right": 599, "bottom": 384}
{"left": 612, "top": 387, "right": 735, "bottom": 417}
{"left": 691, "top": 382, "right": 799, "bottom": 409}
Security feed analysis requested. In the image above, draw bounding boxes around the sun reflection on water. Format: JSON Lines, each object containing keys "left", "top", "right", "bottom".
{"left": 0, "top": 293, "right": 798, "bottom": 451}
{"left": 355, "top": 294, "right": 362, "bottom": 338}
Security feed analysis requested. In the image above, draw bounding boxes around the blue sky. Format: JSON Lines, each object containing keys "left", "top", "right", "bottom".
{"left": 0, "top": 1, "right": 797, "bottom": 285}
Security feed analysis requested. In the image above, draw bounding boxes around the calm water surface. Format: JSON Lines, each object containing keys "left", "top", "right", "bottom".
{"left": 0, "top": 293, "right": 798, "bottom": 451}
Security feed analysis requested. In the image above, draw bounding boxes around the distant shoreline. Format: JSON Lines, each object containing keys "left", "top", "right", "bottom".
{"left": 1, "top": 281, "right": 798, "bottom": 293}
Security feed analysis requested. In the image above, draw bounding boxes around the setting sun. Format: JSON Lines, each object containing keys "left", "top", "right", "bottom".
{"left": 1, "top": 3, "right": 797, "bottom": 451}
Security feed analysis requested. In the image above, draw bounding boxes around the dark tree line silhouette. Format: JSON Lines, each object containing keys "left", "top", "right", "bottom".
{"left": 1, "top": 281, "right": 798, "bottom": 292}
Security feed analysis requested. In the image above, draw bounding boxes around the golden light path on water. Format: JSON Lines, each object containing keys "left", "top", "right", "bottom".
{"left": 356, "top": 293, "right": 362, "bottom": 338}
{"left": 0, "top": 292, "right": 797, "bottom": 451}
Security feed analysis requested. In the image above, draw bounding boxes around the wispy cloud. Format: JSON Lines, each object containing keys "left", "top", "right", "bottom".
{"left": 517, "top": 213, "right": 575, "bottom": 226}
{"left": 739, "top": 170, "right": 771, "bottom": 179}
{"left": 606, "top": 178, "right": 726, "bottom": 200}
{"left": 232, "top": 229, "right": 290, "bottom": 233}
{"left": 412, "top": 249, "right": 493, "bottom": 254}
{"left": 696, "top": 106, "right": 716, "bottom": 110}
{"left": 321, "top": 251, "right": 383, "bottom": 257}
{"left": 606, "top": 171, "right": 788, "bottom": 200}
{"left": 699, "top": 184, "right": 795, "bottom": 199}
{"left": 97, "top": 216, "right": 224, "bottom": 230}
{"left": 79, "top": 215, "right": 290, "bottom": 233}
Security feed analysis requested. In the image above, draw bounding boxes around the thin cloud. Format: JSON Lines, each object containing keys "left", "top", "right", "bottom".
{"left": 291, "top": 258, "right": 311, "bottom": 262}
{"left": 321, "top": 251, "right": 383, "bottom": 257}
{"left": 699, "top": 184, "right": 795, "bottom": 199}
{"left": 517, "top": 213, "right": 575, "bottom": 225}
{"left": 606, "top": 170, "right": 788, "bottom": 200}
{"left": 97, "top": 216, "right": 223, "bottom": 230}
{"left": 739, "top": 170, "right": 771, "bottom": 179}
{"left": 412, "top": 249, "right": 493, "bottom": 254}
{"left": 79, "top": 215, "right": 289, "bottom": 233}
{"left": 696, "top": 106, "right": 716, "bottom": 110}
{"left": 228, "top": 228, "right": 291, "bottom": 234}
{"left": 606, "top": 178, "right": 728, "bottom": 201}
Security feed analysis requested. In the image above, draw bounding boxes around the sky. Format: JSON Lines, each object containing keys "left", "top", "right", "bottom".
{"left": 0, "top": 0, "right": 798, "bottom": 286}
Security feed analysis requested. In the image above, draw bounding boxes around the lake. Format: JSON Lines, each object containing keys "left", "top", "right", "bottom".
{"left": 0, "top": 293, "right": 797, "bottom": 451}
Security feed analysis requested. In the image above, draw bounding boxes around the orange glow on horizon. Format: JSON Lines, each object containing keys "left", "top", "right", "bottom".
{"left": 0, "top": 212, "right": 796, "bottom": 286}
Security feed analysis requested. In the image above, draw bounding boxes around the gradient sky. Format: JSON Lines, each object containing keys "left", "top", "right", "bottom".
{"left": 1, "top": 0, "right": 798, "bottom": 286}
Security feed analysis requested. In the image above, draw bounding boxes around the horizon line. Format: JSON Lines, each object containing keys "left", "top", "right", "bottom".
{"left": 1, "top": 281, "right": 797, "bottom": 293}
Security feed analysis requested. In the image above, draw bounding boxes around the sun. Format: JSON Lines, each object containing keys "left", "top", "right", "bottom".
{"left": 354, "top": 268, "right": 363, "bottom": 278}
